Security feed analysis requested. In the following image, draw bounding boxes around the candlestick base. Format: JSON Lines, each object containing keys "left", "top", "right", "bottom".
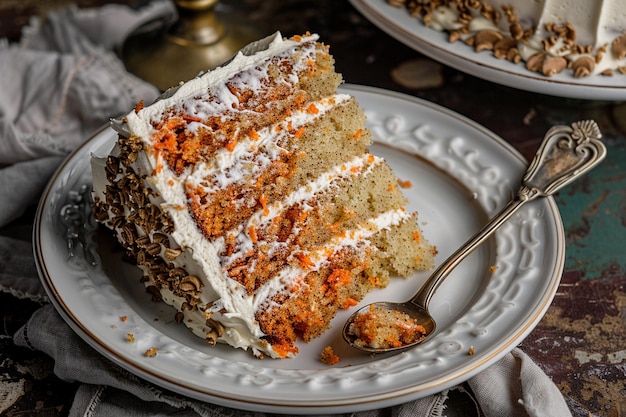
{"left": 123, "top": 0, "right": 261, "bottom": 91}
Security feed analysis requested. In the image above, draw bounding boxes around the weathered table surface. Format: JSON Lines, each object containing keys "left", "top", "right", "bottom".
{"left": 1, "top": 1, "right": 625, "bottom": 416}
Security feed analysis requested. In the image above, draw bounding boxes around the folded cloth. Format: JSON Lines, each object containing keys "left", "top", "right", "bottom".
{"left": 0, "top": 2, "right": 572, "bottom": 416}
{"left": 0, "top": 0, "right": 173, "bottom": 226}
{"left": 14, "top": 304, "right": 570, "bottom": 417}
{"left": 16, "top": 305, "right": 450, "bottom": 417}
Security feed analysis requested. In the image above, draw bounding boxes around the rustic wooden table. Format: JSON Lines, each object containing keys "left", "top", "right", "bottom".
{"left": 1, "top": 1, "right": 625, "bottom": 416}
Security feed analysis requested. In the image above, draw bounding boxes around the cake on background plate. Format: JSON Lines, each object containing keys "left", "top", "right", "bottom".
{"left": 91, "top": 32, "right": 436, "bottom": 359}
{"left": 388, "top": 0, "right": 626, "bottom": 77}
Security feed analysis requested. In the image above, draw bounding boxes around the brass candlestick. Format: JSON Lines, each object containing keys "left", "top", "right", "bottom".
{"left": 123, "top": 0, "right": 261, "bottom": 91}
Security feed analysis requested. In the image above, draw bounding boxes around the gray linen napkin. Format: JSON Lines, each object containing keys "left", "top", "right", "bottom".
{"left": 0, "top": 1, "right": 172, "bottom": 229}
{"left": 1, "top": 2, "right": 572, "bottom": 416}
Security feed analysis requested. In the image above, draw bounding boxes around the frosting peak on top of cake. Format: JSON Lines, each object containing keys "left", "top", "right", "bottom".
{"left": 126, "top": 32, "right": 319, "bottom": 145}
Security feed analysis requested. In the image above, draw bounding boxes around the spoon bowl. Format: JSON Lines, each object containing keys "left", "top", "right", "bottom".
{"left": 343, "top": 120, "right": 606, "bottom": 354}
{"left": 342, "top": 301, "right": 436, "bottom": 353}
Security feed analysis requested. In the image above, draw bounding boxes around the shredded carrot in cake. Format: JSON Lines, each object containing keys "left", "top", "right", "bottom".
{"left": 182, "top": 115, "right": 202, "bottom": 123}
{"left": 387, "top": 338, "right": 403, "bottom": 348}
{"left": 248, "top": 226, "right": 258, "bottom": 243}
{"left": 271, "top": 340, "right": 298, "bottom": 358}
{"left": 353, "top": 128, "right": 363, "bottom": 140}
{"left": 226, "top": 83, "right": 238, "bottom": 97}
{"left": 327, "top": 269, "right": 351, "bottom": 290}
{"left": 225, "top": 137, "right": 238, "bottom": 152}
{"left": 152, "top": 132, "right": 177, "bottom": 153}
{"left": 248, "top": 129, "right": 260, "bottom": 140}
{"left": 295, "top": 253, "right": 315, "bottom": 269}
{"left": 368, "top": 276, "right": 382, "bottom": 287}
{"left": 166, "top": 119, "right": 180, "bottom": 130}
{"left": 307, "top": 103, "right": 319, "bottom": 114}
{"left": 259, "top": 193, "right": 269, "bottom": 215}
{"left": 341, "top": 297, "right": 358, "bottom": 309}
{"left": 306, "top": 59, "right": 315, "bottom": 72}
{"left": 294, "top": 127, "right": 306, "bottom": 138}
{"left": 295, "top": 95, "right": 306, "bottom": 110}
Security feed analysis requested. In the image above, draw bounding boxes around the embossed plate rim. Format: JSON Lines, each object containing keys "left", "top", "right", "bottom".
{"left": 349, "top": 0, "right": 626, "bottom": 101}
{"left": 34, "top": 85, "right": 565, "bottom": 413}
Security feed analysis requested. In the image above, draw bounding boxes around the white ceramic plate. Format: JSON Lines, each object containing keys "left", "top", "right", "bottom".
{"left": 34, "top": 85, "right": 564, "bottom": 414}
{"left": 349, "top": 0, "right": 626, "bottom": 101}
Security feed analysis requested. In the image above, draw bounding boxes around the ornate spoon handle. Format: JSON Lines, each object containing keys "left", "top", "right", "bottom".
{"left": 411, "top": 120, "right": 607, "bottom": 310}
{"left": 521, "top": 120, "right": 605, "bottom": 198}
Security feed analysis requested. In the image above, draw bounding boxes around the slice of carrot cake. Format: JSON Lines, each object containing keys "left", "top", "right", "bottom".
{"left": 92, "top": 32, "right": 436, "bottom": 358}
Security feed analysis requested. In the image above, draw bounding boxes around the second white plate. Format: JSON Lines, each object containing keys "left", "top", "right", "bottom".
{"left": 350, "top": 0, "right": 626, "bottom": 100}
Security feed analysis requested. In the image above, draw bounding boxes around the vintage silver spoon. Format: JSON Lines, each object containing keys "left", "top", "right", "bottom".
{"left": 343, "top": 120, "right": 607, "bottom": 354}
